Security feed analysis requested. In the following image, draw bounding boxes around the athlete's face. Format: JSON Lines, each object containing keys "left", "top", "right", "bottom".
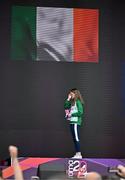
{"left": 70, "top": 92, "right": 75, "bottom": 99}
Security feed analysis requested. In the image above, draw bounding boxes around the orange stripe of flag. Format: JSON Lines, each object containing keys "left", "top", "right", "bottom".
{"left": 73, "top": 8, "right": 99, "bottom": 62}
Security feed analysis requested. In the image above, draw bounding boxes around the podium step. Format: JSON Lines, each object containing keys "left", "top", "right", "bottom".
{"left": 3, "top": 158, "right": 125, "bottom": 179}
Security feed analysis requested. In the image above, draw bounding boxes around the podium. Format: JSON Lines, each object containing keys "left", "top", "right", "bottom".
{"left": 3, "top": 157, "right": 123, "bottom": 179}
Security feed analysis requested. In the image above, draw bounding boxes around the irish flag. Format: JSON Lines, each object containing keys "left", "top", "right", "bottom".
{"left": 11, "top": 6, "right": 99, "bottom": 62}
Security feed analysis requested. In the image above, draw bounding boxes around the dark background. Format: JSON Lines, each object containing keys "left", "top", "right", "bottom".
{"left": 0, "top": 0, "right": 125, "bottom": 158}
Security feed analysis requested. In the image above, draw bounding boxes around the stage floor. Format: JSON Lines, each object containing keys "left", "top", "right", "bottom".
{"left": 2, "top": 158, "right": 125, "bottom": 179}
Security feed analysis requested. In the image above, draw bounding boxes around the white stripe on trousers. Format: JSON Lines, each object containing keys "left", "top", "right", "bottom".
{"left": 74, "top": 124, "right": 79, "bottom": 142}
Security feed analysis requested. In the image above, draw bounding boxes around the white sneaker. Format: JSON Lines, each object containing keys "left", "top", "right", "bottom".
{"left": 72, "top": 152, "right": 82, "bottom": 159}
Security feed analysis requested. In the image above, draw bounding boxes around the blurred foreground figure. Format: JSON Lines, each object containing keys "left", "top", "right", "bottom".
{"left": 9, "top": 146, "right": 24, "bottom": 180}
{"left": 117, "top": 164, "right": 125, "bottom": 178}
{"left": 86, "top": 172, "right": 102, "bottom": 180}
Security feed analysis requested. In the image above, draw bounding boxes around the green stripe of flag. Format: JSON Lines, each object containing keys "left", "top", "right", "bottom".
{"left": 11, "top": 6, "right": 36, "bottom": 60}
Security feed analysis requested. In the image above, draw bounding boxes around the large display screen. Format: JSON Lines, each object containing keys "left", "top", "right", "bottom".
{"left": 1, "top": 1, "right": 124, "bottom": 159}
